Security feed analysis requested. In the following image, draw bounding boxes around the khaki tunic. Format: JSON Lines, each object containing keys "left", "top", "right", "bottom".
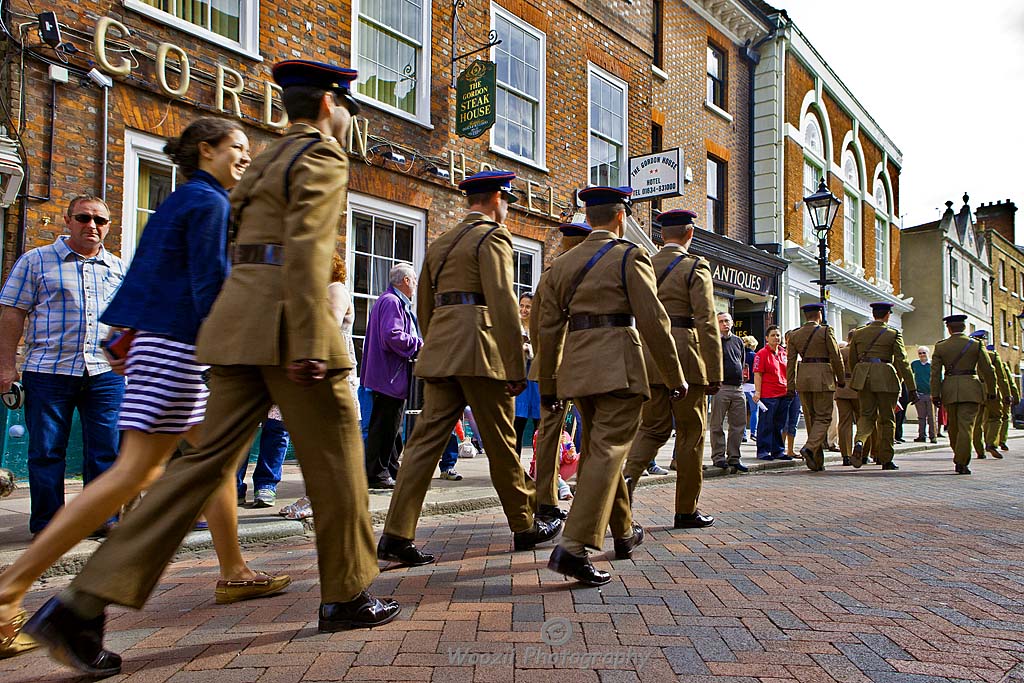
{"left": 537, "top": 230, "right": 683, "bottom": 549}
{"left": 931, "top": 333, "right": 995, "bottom": 466}
{"left": 785, "top": 321, "right": 844, "bottom": 457}
{"left": 848, "top": 320, "right": 915, "bottom": 464}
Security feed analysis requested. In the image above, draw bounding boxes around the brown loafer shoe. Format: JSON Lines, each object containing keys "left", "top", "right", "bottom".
{"left": 215, "top": 571, "right": 291, "bottom": 605}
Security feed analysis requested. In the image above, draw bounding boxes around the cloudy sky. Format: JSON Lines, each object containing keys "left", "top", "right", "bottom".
{"left": 774, "top": 0, "right": 1024, "bottom": 236}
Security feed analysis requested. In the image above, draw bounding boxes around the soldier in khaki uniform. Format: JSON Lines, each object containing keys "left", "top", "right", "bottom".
{"left": 613, "top": 209, "right": 721, "bottom": 530}
{"left": 23, "top": 61, "right": 400, "bottom": 674}
{"left": 529, "top": 222, "right": 591, "bottom": 525}
{"left": 849, "top": 302, "right": 917, "bottom": 470}
{"left": 835, "top": 336, "right": 865, "bottom": 466}
{"left": 982, "top": 342, "right": 1009, "bottom": 459}
{"left": 378, "top": 171, "right": 560, "bottom": 568}
{"left": 538, "top": 186, "right": 685, "bottom": 586}
{"left": 998, "top": 353, "right": 1019, "bottom": 450}
{"left": 931, "top": 315, "right": 996, "bottom": 474}
{"left": 785, "top": 302, "right": 844, "bottom": 471}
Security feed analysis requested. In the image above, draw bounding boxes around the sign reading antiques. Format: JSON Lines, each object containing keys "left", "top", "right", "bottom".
{"left": 708, "top": 259, "right": 770, "bottom": 295}
{"left": 455, "top": 60, "right": 496, "bottom": 139}
{"left": 628, "top": 149, "right": 682, "bottom": 201}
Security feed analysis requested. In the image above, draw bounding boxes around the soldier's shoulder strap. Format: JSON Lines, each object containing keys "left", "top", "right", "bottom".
{"left": 475, "top": 223, "right": 504, "bottom": 257}
{"left": 617, "top": 239, "right": 638, "bottom": 305}
{"left": 656, "top": 254, "right": 686, "bottom": 287}
{"left": 563, "top": 239, "right": 619, "bottom": 313}
{"left": 949, "top": 338, "right": 979, "bottom": 372}
{"left": 858, "top": 325, "right": 889, "bottom": 363}
{"left": 800, "top": 325, "right": 822, "bottom": 358}
{"left": 431, "top": 219, "right": 496, "bottom": 289}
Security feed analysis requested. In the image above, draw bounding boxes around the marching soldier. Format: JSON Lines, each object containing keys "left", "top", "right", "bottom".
{"left": 23, "top": 60, "right": 401, "bottom": 675}
{"left": 931, "top": 315, "right": 996, "bottom": 474}
{"left": 530, "top": 221, "right": 592, "bottom": 525}
{"left": 613, "top": 208, "right": 721, "bottom": 530}
{"left": 835, "top": 337, "right": 859, "bottom": 466}
{"left": 983, "top": 342, "right": 1009, "bottom": 459}
{"left": 785, "top": 302, "right": 845, "bottom": 471}
{"left": 999, "top": 353, "right": 1019, "bottom": 450}
{"left": 378, "top": 170, "right": 561, "bottom": 568}
{"left": 850, "top": 302, "right": 917, "bottom": 470}
{"left": 538, "top": 186, "right": 685, "bottom": 586}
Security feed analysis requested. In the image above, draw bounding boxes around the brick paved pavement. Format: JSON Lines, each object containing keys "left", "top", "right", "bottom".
{"left": 3, "top": 446, "right": 1023, "bottom": 682}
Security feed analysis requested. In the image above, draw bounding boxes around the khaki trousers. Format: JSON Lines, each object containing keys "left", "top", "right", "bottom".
{"left": 1000, "top": 402, "right": 1011, "bottom": 444}
{"left": 621, "top": 385, "right": 707, "bottom": 515}
{"left": 984, "top": 400, "right": 1003, "bottom": 447}
{"left": 533, "top": 403, "right": 571, "bottom": 507}
{"left": 385, "top": 377, "right": 534, "bottom": 540}
{"left": 854, "top": 389, "right": 898, "bottom": 464}
{"left": 72, "top": 365, "right": 379, "bottom": 608}
{"left": 974, "top": 400, "right": 998, "bottom": 455}
{"left": 709, "top": 385, "right": 746, "bottom": 466}
{"left": 836, "top": 398, "right": 859, "bottom": 458}
{"left": 827, "top": 402, "right": 839, "bottom": 448}
{"left": 564, "top": 391, "right": 644, "bottom": 550}
{"left": 799, "top": 390, "right": 835, "bottom": 454}
{"left": 946, "top": 401, "right": 980, "bottom": 467}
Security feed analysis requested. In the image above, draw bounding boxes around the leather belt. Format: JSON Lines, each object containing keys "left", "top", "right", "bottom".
{"left": 233, "top": 244, "right": 284, "bottom": 266}
{"left": 569, "top": 313, "right": 634, "bottom": 332}
{"left": 800, "top": 357, "right": 831, "bottom": 363}
{"left": 669, "top": 315, "right": 695, "bottom": 328}
{"left": 864, "top": 358, "right": 887, "bottom": 363}
{"left": 947, "top": 370, "right": 976, "bottom": 376}
{"left": 435, "top": 291, "right": 485, "bottom": 307}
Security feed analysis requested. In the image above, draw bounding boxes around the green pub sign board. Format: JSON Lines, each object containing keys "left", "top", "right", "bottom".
{"left": 456, "top": 60, "right": 496, "bottom": 139}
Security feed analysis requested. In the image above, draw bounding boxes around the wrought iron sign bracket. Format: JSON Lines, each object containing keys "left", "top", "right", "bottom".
{"left": 450, "top": 0, "right": 501, "bottom": 87}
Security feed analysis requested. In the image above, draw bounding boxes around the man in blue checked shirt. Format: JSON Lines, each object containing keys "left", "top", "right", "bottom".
{"left": 0, "top": 194, "right": 126, "bottom": 534}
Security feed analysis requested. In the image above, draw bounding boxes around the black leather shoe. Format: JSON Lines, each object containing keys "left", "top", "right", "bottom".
{"left": 731, "top": 462, "right": 749, "bottom": 473}
{"left": 913, "top": 437, "right": 927, "bottom": 443}
{"left": 319, "top": 592, "right": 401, "bottom": 631}
{"left": 851, "top": 442, "right": 864, "bottom": 468}
{"left": 535, "top": 504, "right": 567, "bottom": 524}
{"left": 881, "top": 462, "right": 899, "bottom": 471}
{"left": 22, "top": 597, "right": 121, "bottom": 677}
{"left": 613, "top": 523, "right": 644, "bottom": 560}
{"left": 954, "top": 464, "right": 972, "bottom": 475}
{"left": 842, "top": 456, "right": 851, "bottom": 466}
{"left": 930, "top": 438, "right": 938, "bottom": 444}
{"left": 377, "top": 534, "right": 435, "bottom": 567}
{"left": 674, "top": 511, "right": 714, "bottom": 529}
{"left": 547, "top": 545, "right": 610, "bottom": 586}
{"left": 986, "top": 445, "right": 1003, "bottom": 459}
{"left": 800, "top": 446, "right": 816, "bottom": 471}
{"left": 369, "top": 477, "right": 396, "bottom": 489}
{"left": 513, "top": 518, "right": 562, "bottom": 551}
{"left": 977, "top": 452, "right": 987, "bottom": 459}
{"left": 1000, "top": 443, "right": 1009, "bottom": 451}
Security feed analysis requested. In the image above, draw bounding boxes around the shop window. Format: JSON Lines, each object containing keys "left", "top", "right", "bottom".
{"left": 588, "top": 65, "right": 627, "bottom": 186}
{"left": 120, "top": 130, "right": 180, "bottom": 264}
{"left": 706, "top": 43, "right": 725, "bottom": 109}
{"left": 353, "top": 0, "right": 431, "bottom": 123}
{"left": 706, "top": 155, "right": 725, "bottom": 234}
{"left": 347, "top": 194, "right": 426, "bottom": 366}
{"left": 510, "top": 235, "right": 542, "bottom": 301}
{"left": 491, "top": 6, "right": 545, "bottom": 167}
{"left": 127, "top": 0, "right": 257, "bottom": 55}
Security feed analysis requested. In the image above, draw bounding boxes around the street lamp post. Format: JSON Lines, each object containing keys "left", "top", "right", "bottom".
{"left": 803, "top": 178, "right": 842, "bottom": 321}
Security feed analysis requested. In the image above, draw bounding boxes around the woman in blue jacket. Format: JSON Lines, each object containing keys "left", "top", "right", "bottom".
{"left": 0, "top": 119, "right": 288, "bottom": 648}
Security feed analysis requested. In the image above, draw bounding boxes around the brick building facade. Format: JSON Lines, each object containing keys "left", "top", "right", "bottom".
{"left": 750, "top": 4, "right": 911, "bottom": 336}
{"left": 977, "top": 200, "right": 1023, "bottom": 389}
{"left": 0, "top": 0, "right": 662, "bottom": 365}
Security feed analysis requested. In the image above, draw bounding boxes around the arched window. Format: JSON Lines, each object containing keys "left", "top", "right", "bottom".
{"left": 801, "top": 112, "right": 825, "bottom": 246}
{"left": 873, "top": 179, "right": 889, "bottom": 284}
{"left": 842, "top": 149, "right": 862, "bottom": 268}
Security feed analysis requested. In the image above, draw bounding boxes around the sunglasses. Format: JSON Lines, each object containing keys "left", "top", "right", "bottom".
{"left": 72, "top": 213, "right": 110, "bottom": 226}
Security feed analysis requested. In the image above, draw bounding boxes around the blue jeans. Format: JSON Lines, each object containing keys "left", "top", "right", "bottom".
{"left": 785, "top": 391, "right": 801, "bottom": 436}
{"left": 745, "top": 391, "right": 758, "bottom": 435}
{"left": 756, "top": 396, "right": 792, "bottom": 459}
{"left": 237, "top": 418, "right": 289, "bottom": 496}
{"left": 439, "top": 432, "right": 459, "bottom": 472}
{"left": 22, "top": 370, "right": 125, "bottom": 533}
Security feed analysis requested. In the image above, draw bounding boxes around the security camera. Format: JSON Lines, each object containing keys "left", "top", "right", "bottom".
{"left": 86, "top": 68, "right": 113, "bottom": 88}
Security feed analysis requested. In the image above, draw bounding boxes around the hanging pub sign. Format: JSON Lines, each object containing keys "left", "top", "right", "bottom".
{"left": 455, "top": 60, "right": 496, "bottom": 139}
{"left": 628, "top": 148, "right": 682, "bottom": 201}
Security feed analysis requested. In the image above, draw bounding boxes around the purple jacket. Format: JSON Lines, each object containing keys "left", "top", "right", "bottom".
{"left": 361, "top": 286, "right": 423, "bottom": 399}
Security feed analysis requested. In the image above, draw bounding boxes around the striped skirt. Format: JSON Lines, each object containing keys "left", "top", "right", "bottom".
{"left": 117, "top": 333, "right": 209, "bottom": 434}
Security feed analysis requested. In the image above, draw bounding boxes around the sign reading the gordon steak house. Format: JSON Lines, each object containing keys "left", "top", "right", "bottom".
{"left": 456, "top": 60, "right": 496, "bottom": 139}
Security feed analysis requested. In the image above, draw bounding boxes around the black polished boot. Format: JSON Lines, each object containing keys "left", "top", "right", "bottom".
{"left": 800, "top": 446, "right": 816, "bottom": 471}
{"left": 673, "top": 510, "right": 715, "bottom": 529}
{"left": 842, "top": 456, "right": 852, "bottom": 466}
{"left": 513, "top": 517, "right": 562, "bottom": 551}
{"left": 881, "top": 462, "right": 899, "bottom": 471}
{"left": 547, "top": 545, "right": 610, "bottom": 586}
{"left": 377, "top": 534, "right": 435, "bottom": 566}
{"left": 319, "top": 592, "right": 401, "bottom": 631}
{"left": 613, "top": 523, "right": 644, "bottom": 560}
{"left": 22, "top": 597, "right": 122, "bottom": 677}
{"left": 535, "top": 504, "right": 567, "bottom": 524}
{"left": 851, "top": 441, "right": 864, "bottom": 468}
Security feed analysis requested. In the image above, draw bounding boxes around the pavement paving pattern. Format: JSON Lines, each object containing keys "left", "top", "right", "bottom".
{"left": 3, "top": 447, "right": 1023, "bottom": 682}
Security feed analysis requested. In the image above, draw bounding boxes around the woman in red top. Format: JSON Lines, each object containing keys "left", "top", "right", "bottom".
{"left": 752, "top": 325, "right": 794, "bottom": 460}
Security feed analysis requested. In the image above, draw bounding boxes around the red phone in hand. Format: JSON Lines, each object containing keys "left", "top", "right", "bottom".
{"left": 101, "top": 329, "right": 136, "bottom": 361}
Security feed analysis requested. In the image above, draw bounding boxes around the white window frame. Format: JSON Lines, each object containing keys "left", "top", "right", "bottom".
{"left": 841, "top": 150, "right": 862, "bottom": 269}
{"left": 124, "top": 0, "right": 261, "bottom": 60}
{"left": 350, "top": 0, "right": 433, "bottom": 127}
{"left": 510, "top": 234, "right": 543, "bottom": 299}
{"left": 120, "top": 129, "right": 180, "bottom": 265}
{"left": 801, "top": 113, "right": 826, "bottom": 247}
{"left": 587, "top": 63, "right": 628, "bottom": 187}
{"left": 873, "top": 180, "right": 889, "bottom": 285}
{"left": 490, "top": 5, "right": 546, "bottom": 170}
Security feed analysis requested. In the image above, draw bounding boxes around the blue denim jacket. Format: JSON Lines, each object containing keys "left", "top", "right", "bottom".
{"left": 101, "top": 170, "right": 230, "bottom": 344}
